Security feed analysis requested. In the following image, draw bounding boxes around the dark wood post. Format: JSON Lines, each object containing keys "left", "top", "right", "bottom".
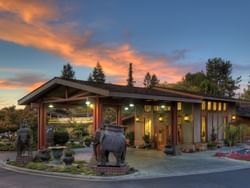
{"left": 38, "top": 103, "right": 46, "bottom": 149}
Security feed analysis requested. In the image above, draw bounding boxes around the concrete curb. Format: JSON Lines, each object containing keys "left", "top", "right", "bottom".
{"left": 2, "top": 159, "right": 250, "bottom": 182}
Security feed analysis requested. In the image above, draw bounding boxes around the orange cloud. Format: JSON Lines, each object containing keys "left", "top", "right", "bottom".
{"left": 0, "top": 0, "right": 190, "bottom": 88}
{"left": 0, "top": 0, "right": 58, "bottom": 23}
{"left": 27, "top": 81, "right": 45, "bottom": 92}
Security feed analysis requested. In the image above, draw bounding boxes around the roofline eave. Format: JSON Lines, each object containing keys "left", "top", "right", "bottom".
{"left": 18, "top": 78, "right": 109, "bottom": 105}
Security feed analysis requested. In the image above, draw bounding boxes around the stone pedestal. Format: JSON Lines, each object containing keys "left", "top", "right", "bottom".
{"left": 16, "top": 156, "right": 33, "bottom": 165}
{"left": 90, "top": 165, "right": 130, "bottom": 176}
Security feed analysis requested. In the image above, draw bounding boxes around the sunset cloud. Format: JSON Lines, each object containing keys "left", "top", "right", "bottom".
{"left": 0, "top": 0, "right": 58, "bottom": 23}
{"left": 0, "top": 73, "right": 47, "bottom": 90}
{"left": 0, "top": 0, "right": 190, "bottom": 92}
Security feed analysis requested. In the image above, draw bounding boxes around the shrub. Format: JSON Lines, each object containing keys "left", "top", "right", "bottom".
{"left": 64, "top": 149, "right": 75, "bottom": 157}
{"left": 84, "top": 136, "right": 92, "bottom": 147}
{"left": 53, "top": 129, "right": 69, "bottom": 146}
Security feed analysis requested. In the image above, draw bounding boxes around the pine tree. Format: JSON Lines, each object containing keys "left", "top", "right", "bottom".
{"left": 88, "top": 73, "right": 93, "bottom": 82}
{"left": 151, "top": 74, "right": 160, "bottom": 87}
{"left": 127, "top": 63, "right": 135, "bottom": 87}
{"left": 92, "top": 62, "right": 105, "bottom": 83}
{"left": 143, "top": 72, "right": 151, "bottom": 88}
{"left": 60, "top": 63, "right": 75, "bottom": 79}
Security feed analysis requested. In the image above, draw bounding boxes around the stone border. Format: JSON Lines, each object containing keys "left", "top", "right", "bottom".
{"left": 1, "top": 158, "right": 250, "bottom": 181}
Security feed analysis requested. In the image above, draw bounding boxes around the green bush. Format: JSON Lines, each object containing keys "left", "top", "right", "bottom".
{"left": 54, "top": 129, "right": 69, "bottom": 145}
{"left": 0, "top": 142, "right": 15, "bottom": 151}
{"left": 25, "top": 162, "right": 48, "bottom": 171}
{"left": 207, "top": 141, "right": 216, "bottom": 149}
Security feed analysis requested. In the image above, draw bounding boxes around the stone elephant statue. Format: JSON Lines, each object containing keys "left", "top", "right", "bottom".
{"left": 16, "top": 123, "right": 33, "bottom": 157}
{"left": 93, "top": 125, "right": 126, "bottom": 166}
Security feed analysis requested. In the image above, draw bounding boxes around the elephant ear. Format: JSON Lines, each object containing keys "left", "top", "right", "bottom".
{"left": 100, "top": 131, "right": 105, "bottom": 143}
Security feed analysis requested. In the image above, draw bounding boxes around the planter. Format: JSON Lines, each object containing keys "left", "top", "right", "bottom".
{"left": 163, "top": 145, "right": 174, "bottom": 155}
{"left": 48, "top": 146, "right": 66, "bottom": 165}
{"left": 63, "top": 156, "right": 74, "bottom": 165}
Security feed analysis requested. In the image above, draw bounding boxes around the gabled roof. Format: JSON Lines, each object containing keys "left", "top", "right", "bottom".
{"left": 154, "top": 86, "right": 250, "bottom": 104}
{"left": 18, "top": 77, "right": 201, "bottom": 105}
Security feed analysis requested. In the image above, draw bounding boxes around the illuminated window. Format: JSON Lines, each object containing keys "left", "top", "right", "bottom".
{"left": 153, "top": 105, "right": 160, "bottom": 112}
{"left": 201, "top": 116, "right": 206, "bottom": 143}
{"left": 213, "top": 102, "right": 217, "bottom": 111}
{"left": 177, "top": 102, "right": 182, "bottom": 111}
{"left": 166, "top": 106, "right": 171, "bottom": 111}
{"left": 223, "top": 103, "right": 227, "bottom": 111}
{"left": 201, "top": 101, "right": 206, "bottom": 110}
{"left": 207, "top": 101, "right": 212, "bottom": 110}
{"left": 218, "top": 102, "right": 222, "bottom": 111}
{"left": 144, "top": 105, "right": 152, "bottom": 112}
{"left": 144, "top": 118, "right": 152, "bottom": 138}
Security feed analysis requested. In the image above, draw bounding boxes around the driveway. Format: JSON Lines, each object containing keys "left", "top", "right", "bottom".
{"left": 1, "top": 147, "right": 250, "bottom": 178}
{"left": 125, "top": 148, "right": 250, "bottom": 177}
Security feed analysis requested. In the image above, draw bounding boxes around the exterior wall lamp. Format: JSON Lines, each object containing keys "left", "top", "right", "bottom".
{"left": 158, "top": 115, "right": 163, "bottom": 122}
{"left": 231, "top": 114, "right": 236, "bottom": 121}
{"left": 135, "top": 116, "right": 140, "bottom": 122}
{"left": 184, "top": 114, "right": 190, "bottom": 121}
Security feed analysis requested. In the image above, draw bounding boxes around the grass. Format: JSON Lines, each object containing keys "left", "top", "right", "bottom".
{"left": 7, "top": 160, "right": 95, "bottom": 175}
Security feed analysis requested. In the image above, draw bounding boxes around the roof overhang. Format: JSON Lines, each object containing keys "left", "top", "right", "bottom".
{"left": 18, "top": 78, "right": 109, "bottom": 105}
{"left": 109, "top": 91, "right": 201, "bottom": 103}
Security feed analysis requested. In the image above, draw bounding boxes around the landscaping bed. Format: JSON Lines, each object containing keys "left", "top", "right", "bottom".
{"left": 215, "top": 147, "right": 250, "bottom": 161}
{"left": 7, "top": 160, "right": 95, "bottom": 175}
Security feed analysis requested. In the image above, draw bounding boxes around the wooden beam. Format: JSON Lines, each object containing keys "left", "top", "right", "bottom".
{"left": 70, "top": 92, "right": 90, "bottom": 99}
{"left": 43, "top": 96, "right": 97, "bottom": 103}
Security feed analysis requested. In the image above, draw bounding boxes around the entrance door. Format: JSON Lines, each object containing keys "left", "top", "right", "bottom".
{"left": 144, "top": 118, "right": 152, "bottom": 138}
{"left": 156, "top": 126, "right": 167, "bottom": 150}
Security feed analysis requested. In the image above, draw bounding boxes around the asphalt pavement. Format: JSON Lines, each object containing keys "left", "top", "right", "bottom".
{"left": 1, "top": 166, "right": 250, "bottom": 188}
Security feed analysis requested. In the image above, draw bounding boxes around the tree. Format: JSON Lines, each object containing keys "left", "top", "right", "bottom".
{"left": 60, "top": 63, "right": 75, "bottom": 79}
{"left": 150, "top": 74, "right": 160, "bottom": 87}
{"left": 206, "top": 58, "right": 241, "bottom": 97}
{"left": 87, "top": 73, "right": 93, "bottom": 82}
{"left": 159, "top": 58, "right": 241, "bottom": 97}
{"left": 241, "top": 75, "right": 250, "bottom": 100}
{"left": 91, "top": 62, "right": 105, "bottom": 83}
{"left": 127, "top": 63, "right": 135, "bottom": 87}
{"left": 143, "top": 72, "right": 151, "bottom": 88}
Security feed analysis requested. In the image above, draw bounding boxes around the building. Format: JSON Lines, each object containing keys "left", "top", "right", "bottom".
{"left": 18, "top": 77, "right": 250, "bottom": 152}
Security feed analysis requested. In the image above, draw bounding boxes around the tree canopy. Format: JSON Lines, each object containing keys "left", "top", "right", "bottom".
{"left": 127, "top": 63, "right": 135, "bottom": 87}
{"left": 60, "top": 63, "right": 75, "bottom": 79}
{"left": 89, "top": 62, "right": 105, "bottom": 83}
{"left": 160, "top": 58, "right": 241, "bottom": 97}
{"left": 241, "top": 75, "right": 250, "bottom": 100}
{"left": 143, "top": 72, "right": 160, "bottom": 88}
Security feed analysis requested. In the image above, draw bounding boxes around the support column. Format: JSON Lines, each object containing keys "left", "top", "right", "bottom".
{"left": 171, "top": 102, "right": 178, "bottom": 146}
{"left": 37, "top": 103, "right": 47, "bottom": 150}
{"left": 171, "top": 102, "right": 180, "bottom": 155}
{"left": 116, "top": 105, "right": 122, "bottom": 126}
{"left": 93, "top": 98, "right": 102, "bottom": 132}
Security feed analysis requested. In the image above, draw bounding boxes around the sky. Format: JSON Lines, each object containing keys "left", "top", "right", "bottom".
{"left": 0, "top": 0, "right": 250, "bottom": 108}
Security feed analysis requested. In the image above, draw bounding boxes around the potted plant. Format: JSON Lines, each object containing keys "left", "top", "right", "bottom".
{"left": 63, "top": 149, "right": 75, "bottom": 165}
{"left": 163, "top": 137, "right": 174, "bottom": 155}
{"left": 84, "top": 136, "right": 92, "bottom": 147}
{"left": 143, "top": 134, "right": 152, "bottom": 149}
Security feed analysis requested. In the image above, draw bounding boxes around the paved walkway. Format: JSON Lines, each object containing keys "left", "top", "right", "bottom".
{"left": 1, "top": 147, "right": 250, "bottom": 179}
